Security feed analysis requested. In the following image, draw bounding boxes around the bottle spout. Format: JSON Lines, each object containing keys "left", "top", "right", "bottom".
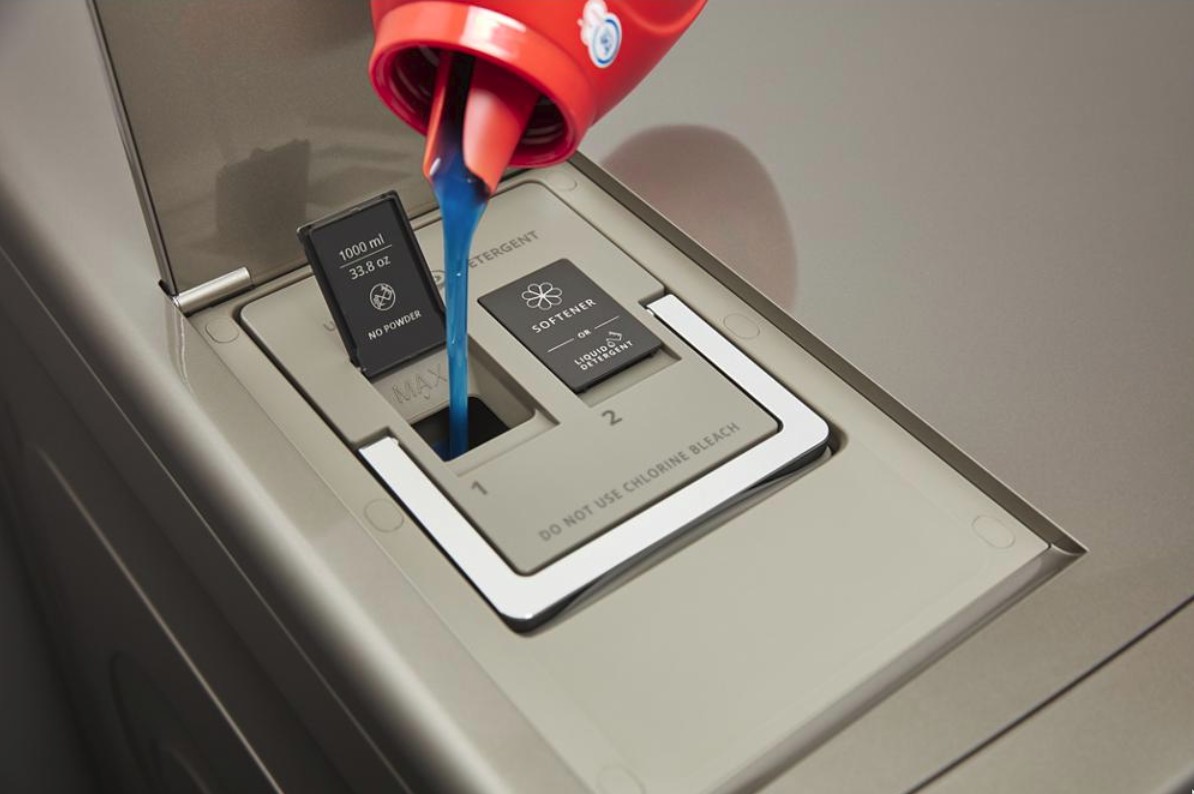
{"left": 463, "top": 58, "right": 539, "bottom": 194}
{"left": 423, "top": 53, "right": 539, "bottom": 195}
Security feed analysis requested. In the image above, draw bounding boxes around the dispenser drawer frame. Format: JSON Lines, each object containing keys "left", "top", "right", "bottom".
{"left": 187, "top": 159, "right": 1080, "bottom": 794}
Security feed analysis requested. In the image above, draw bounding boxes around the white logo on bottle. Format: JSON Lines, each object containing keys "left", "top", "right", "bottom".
{"left": 579, "top": 0, "right": 622, "bottom": 69}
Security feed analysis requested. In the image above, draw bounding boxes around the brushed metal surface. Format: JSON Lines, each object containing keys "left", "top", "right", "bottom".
{"left": 925, "top": 600, "right": 1194, "bottom": 794}
{"left": 91, "top": 0, "right": 434, "bottom": 293}
{"left": 580, "top": 1, "right": 1194, "bottom": 790}
{"left": 4, "top": 0, "right": 1193, "bottom": 790}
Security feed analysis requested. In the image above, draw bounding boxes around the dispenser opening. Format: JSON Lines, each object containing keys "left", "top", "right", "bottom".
{"left": 415, "top": 396, "right": 509, "bottom": 460}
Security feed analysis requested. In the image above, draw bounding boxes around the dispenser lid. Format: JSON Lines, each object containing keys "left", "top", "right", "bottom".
{"left": 92, "top": 0, "right": 435, "bottom": 297}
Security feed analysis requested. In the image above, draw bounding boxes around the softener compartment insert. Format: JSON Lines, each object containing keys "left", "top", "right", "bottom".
{"left": 242, "top": 183, "right": 828, "bottom": 626}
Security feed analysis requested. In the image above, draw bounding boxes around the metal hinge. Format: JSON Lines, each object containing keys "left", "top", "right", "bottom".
{"left": 171, "top": 267, "right": 253, "bottom": 315}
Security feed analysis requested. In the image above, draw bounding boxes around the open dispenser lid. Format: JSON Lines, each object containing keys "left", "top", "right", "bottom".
{"left": 92, "top": 0, "right": 434, "bottom": 301}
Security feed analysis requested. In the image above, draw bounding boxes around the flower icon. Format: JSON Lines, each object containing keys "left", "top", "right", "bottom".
{"left": 522, "top": 281, "right": 563, "bottom": 311}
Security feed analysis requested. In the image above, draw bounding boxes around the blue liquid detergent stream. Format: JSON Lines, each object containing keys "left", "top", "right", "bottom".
{"left": 429, "top": 84, "right": 489, "bottom": 459}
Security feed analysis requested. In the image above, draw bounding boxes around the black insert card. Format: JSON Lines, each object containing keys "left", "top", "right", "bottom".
{"left": 479, "top": 259, "right": 662, "bottom": 392}
{"left": 299, "top": 192, "right": 445, "bottom": 377}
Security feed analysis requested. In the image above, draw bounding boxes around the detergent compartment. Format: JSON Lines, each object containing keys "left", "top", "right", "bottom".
{"left": 241, "top": 179, "right": 829, "bottom": 622}
{"left": 210, "top": 161, "right": 1066, "bottom": 790}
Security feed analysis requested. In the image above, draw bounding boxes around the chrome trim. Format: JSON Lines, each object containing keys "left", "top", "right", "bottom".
{"left": 360, "top": 294, "right": 830, "bottom": 625}
{"left": 173, "top": 267, "right": 253, "bottom": 315}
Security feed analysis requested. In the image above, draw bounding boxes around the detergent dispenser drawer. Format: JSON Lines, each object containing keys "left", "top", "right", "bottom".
{"left": 212, "top": 163, "right": 1071, "bottom": 793}
{"left": 241, "top": 182, "right": 829, "bottom": 626}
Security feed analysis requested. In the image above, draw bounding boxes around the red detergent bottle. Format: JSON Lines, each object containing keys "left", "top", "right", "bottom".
{"left": 368, "top": 0, "right": 707, "bottom": 192}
